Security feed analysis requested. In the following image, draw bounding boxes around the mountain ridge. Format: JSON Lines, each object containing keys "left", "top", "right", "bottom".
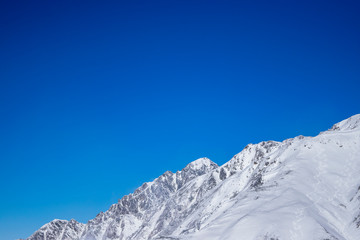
{"left": 24, "top": 114, "right": 360, "bottom": 240}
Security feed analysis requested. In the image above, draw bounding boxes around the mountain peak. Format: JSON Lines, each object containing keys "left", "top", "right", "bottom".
{"left": 329, "top": 114, "right": 360, "bottom": 132}
{"left": 184, "top": 157, "right": 218, "bottom": 171}
{"left": 27, "top": 219, "right": 85, "bottom": 240}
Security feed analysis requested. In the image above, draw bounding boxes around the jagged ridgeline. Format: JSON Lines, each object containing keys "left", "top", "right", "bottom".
{"left": 25, "top": 114, "right": 360, "bottom": 240}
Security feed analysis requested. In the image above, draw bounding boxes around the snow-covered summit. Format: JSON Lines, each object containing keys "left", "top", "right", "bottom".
{"left": 329, "top": 114, "right": 360, "bottom": 132}
{"left": 25, "top": 114, "right": 360, "bottom": 240}
{"left": 183, "top": 157, "right": 218, "bottom": 171}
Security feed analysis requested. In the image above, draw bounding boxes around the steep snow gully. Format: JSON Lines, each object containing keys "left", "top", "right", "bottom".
{"left": 25, "top": 114, "right": 360, "bottom": 240}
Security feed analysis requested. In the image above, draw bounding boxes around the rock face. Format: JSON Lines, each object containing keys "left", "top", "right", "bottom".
{"left": 26, "top": 114, "right": 360, "bottom": 240}
{"left": 27, "top": 219, "right": 85, "bottom": 240}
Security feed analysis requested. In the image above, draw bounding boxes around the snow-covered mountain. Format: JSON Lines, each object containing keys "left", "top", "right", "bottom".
{"left": 25, "top": 114, "right": 360, "bottom": 240}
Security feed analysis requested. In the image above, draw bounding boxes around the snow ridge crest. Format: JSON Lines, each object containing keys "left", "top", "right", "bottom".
{"left": 329, "top": 114, "right": 360, "bottom": 132}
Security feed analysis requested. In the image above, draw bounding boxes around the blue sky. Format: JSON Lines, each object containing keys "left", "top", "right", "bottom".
{"left": 1, "top": 0, "right": 359, "bottom": 239}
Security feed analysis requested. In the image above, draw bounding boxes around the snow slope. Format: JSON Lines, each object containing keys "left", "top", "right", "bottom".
{"left": 25, "top": 114, "right": 360, "bottom": 240}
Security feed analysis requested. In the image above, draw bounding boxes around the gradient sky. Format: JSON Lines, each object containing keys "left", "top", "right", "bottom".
{"left": 1, "top": 0, "right": 359, "bottom": 239}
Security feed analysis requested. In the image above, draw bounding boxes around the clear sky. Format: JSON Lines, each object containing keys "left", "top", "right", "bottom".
{"left": 0, "top": 0, "right": 359, "bottom": 239}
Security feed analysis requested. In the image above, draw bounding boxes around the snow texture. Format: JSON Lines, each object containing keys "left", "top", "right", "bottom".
{"left": 24, "top": 114, "right": 360, "bottom": 240}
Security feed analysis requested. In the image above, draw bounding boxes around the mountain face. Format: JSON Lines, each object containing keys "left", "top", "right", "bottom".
{"left": 25, "top": 115, "right": 360, "bottom": 240}
{"left": 26, "top": 219, "right": 85, "bottom": 240}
